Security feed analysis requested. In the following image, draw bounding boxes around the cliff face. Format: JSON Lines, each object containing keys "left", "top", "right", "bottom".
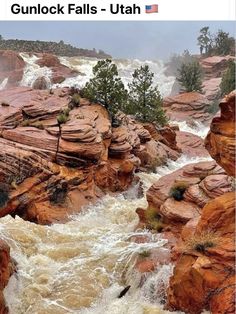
{"left": 165, "top": 91, "right": 235, "bottom": 314}
{"left": 205, "top": 91, "right": 235, "bottom": 176}
{"left": 0, "top": 86, "right": 181, "bottom": 225}
{"left": 164, "top": 55, "right": 235, "bottom": 123}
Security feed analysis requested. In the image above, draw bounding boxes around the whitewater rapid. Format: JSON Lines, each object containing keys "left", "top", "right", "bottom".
{"left": 18, "top": 53, "right": 175, "bottom": 97}
{"left": 0, "top": 155, "right": 211, "bottom": 314}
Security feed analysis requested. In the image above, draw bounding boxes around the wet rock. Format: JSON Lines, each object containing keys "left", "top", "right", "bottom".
{"left": 36, "top": 53, "right": 79, "bottom": 84}
{"left": 205, "top": 91, "right": 235, "bottom": 176}
{"left": 32, "top": 76, "right": 49, "bottom": 90}
{"left": 167, "top": 192, "right": 235, "bottom": 314}
{"left": 163, "top": 92, "right": 212, "bottom": 124}
{"left": 176, "top": 131, "right": 209, "bottom": 157}
{"left": 145, "top": 160, "right": 232, "bottom": 236}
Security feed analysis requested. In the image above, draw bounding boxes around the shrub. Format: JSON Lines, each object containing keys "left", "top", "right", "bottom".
{"left": 139, "top": 250, "right": 151, "bottom": 258}
{"left": 220, "top": 60, "right": 235, "bottom": 96}
{"left": 145, "top": 207, "right": 164, "bottom": 232}
{"left": 214, "top": 30, "right": 235, "bottom": 56}
{"left": 21, "top": 119, "right": 31, "bottom": 127}
{"left": 57, "top": 111, "right": 69, "bottom": 125}
{"left": 206, "top": 99, "right": 220, "bottom": 115}
{"left": 32, "top": 122, "right": 44, "bottom": 130}
{"left": 177, "top": 61, "right": 203, "bottom": 92}
{"left": 71, "top": 93, "right": 81, "bottom": 107}
{"left": 185, "top": 231, "right": 219, "bottom": 253}
{"left": 0, "top": 183, "right": 9, "bottom": 208}
{"left": 169, "top": 181, "right": 189, "bottom": 201}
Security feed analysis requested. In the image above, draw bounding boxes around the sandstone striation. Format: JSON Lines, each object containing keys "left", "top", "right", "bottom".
{"left": 0, "top": 87, "right": 180, "bottom": 224}
{"left": 163, "top": 92, "right": 212, "bottom": 124}
{"left": 205, "top": 91, "right": 235, "bottom": 176}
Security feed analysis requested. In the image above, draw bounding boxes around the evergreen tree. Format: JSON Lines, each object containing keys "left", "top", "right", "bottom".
{"left": 177, "top": 61, "right": 203, "bottom": 92}
{"left": 197, "top": 27, "right": 212, "bottom": 54}
{"left": 81, "top": 59, "right": 127, "bottom": 115}
{"left": 214, "top": 30, "right": 235, "bottom": 55}
{"left": 220, "top": 60, "right": 235, "bottom": 96}
{"left": 126, "top": 65, "right": 167, "bottom": 126}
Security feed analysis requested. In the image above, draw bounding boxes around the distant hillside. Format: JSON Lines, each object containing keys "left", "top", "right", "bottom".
{"left": 0, "top": 38, "right": 111, "bottom": 58}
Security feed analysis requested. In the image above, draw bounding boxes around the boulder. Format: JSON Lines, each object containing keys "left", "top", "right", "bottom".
{"left": 36, "top": 53, "right": 79, "bottom": 84}
{"left": 163, "top": 92, "right": 212, "bottom": 124}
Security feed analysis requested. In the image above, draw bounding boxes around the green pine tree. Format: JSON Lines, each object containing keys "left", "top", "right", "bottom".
{"left": 177, "top": 61, "right": 203, "bottom": 92}
{"left": 125, "top": 65, "right": 167, "bottom": 126}
{"left": 220, "top": 60, "right": 235, "bottom": 96}
{"left": 81, "top": 59, "right": 127, "bottom": 116}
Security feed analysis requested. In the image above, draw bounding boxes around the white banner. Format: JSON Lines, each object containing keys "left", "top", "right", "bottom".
{"left": 0, "top": 0, "right": 235, "bottom": 21}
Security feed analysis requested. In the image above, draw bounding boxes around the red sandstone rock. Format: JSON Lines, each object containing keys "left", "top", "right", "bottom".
{"left": 205, "top": 91, "right": 235, "bottom": 176}
{"left": 36, "top": 53, "right": 79, "bottom": 84}
{"left": 0, "top": 240, "right": 12, "bottom": 313}
{"left": 163, "top": 92, "right": 212, "bottom": 124}
{"left": 167, "top": 192, "right": 235, "bottom": 314}
{"left": 176, "top": 131, "right": 209, "bottom": 157}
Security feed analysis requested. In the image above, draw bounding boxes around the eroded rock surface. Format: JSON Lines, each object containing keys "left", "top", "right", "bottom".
{"left": 205, "top": 91, "right": 235, "bottom": 176}
{"left": 0, "top": 87, "right": 180, "bottom": 224}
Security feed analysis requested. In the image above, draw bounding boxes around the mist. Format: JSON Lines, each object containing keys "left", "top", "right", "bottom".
{"left": 0, "top": 21, "right": 235, "bottom": 60}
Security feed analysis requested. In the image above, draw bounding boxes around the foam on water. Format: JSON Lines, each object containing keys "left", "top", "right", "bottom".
{"left": 0, "top": 154, "right": 211, "bottom": 314}
{"left": 171, "top": 120, "right": 210, "bottom": 138}
{"left": 0, "top": 77, "right": 8, "bottom": 90}
{"left": 20, "top": 53, "right": 52, "bottom": 88}
{"left": 19, "top": 54, "right": 175, "bottom": 97}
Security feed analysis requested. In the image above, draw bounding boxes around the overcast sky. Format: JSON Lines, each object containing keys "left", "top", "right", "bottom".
{"left": 0, "top": 21, "right": 235, "bottom": 60}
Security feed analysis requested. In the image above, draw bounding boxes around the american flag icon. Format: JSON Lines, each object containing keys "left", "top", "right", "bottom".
{"left": 145, "top": 4, "right": 158, "bottom": 13}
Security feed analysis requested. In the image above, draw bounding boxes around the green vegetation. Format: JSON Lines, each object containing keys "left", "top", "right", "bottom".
{"left": 220, "top": 60, "right": 235, "bottom": 96}
{"left": 125, "top": 65, "right": 167, "bottom": 126}
{"left": 169, "top": 181, "right": 189, "bottom": 201}
{"left": 197, "top": 27, "right": 213, "bottom": 55}
{"left": 206, "top": 99, "right": 220, "bottom": 115}
{"left": 145, "top": 207, "right": 164, "bottom": 232}
{"left": 197, "top": 27, "right": 235, "bottom": 56}
{"left": 214, "top": 30, "right": 235, "bottom": 56}
{"left": 0, "top": 183, "right": 9, "bottom": 208}
{"left": 177, "top": 60, "right": 203, "bottom": 92}
{"left": 186, "top": 231, "right": 219, "bottom": 253}
{"left": 69, "top": 93, "right": 81, "bottom": 109}
{"left": 0, "top": 36, "right": 110, "bottom": 58}
{"left": 82, "top": 59, "right": 128, "bottom": 116}
{"left": 139, "top": 250, "right": 151, "bottom": 258}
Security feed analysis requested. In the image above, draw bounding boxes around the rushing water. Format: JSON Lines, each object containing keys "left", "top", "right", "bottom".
{"left": 18, "top": 53, "right": 175, "bottom": 97}
{"left": 0, "top": 155, "right": 211, "bottom": 314}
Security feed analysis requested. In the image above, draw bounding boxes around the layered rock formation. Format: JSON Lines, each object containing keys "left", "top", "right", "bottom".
{"left": 0, "top": 87, "right": 180, "bottom": 225}
{"left": 164, "top": 55, "right": 235, "bottom": 123}
{"left": 165, "top": 91, "right": 235, "bottom": 313}
{"left": 205, "top": 91, "right": 235, "bottom": 176}
{"left": 200, "top": 55, "right": 235, "bottom": 101}
{"left": 163, "top": 92, "right": 212, "bottom": 124}
{"left": 138, "top": 160, "right": 233, "bottom": 236}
